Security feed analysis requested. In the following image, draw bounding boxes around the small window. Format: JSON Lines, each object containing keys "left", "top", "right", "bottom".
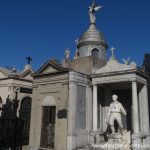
{"left": 91, "top": 48, "right": 99, "bottom": 57}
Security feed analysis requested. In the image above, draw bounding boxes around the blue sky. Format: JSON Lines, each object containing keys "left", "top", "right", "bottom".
{"left": 0, "top": 0, "right": 149, "bottom": 71}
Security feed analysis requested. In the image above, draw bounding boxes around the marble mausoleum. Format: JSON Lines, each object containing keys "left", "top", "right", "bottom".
{"left": 29, "top": 1, "right": 150, "bottom": 150}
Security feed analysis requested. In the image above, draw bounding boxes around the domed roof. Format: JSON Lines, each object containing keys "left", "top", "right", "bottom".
{"left": 77, "top": 23, "right": 108, "bottom": 48}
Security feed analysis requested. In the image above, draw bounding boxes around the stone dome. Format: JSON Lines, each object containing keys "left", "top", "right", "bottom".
{"left": 77, "top": 23, "right": 108, "bottom": 48}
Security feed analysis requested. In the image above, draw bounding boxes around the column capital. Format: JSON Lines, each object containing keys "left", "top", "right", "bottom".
{"left": 143, "top": 83, "right": 148, "bottom": 87}
{"left": 88, "top": 85, "right": 92, "bottom": 88}
{"left": 131, "top": 78, "right": 148, "bottom": 86}
{"left": 132, "top": 81, "right": 137, "bottom": 84}
{"left": 91, "top": 83, "right": 98, "bottom": 86}
{"left": 69, "top": 80, "right": 78, "bottom": 85}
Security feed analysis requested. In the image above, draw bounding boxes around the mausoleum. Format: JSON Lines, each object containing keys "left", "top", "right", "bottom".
{"left": 0, "top": 63, "right": 33, "bottom": 148}
{"left": 29, "top": 1, "right": 150, "bottom": 150}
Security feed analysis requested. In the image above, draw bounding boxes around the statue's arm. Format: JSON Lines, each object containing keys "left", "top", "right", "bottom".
{"left": 120, "top": 104, "right": 127, "bottom": 115}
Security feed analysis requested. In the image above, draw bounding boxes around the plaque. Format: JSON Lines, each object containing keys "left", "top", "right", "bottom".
{"left": 57, "top": 109, "right": 67, "bottom": 119}
{"left": 20, "top": 87, "right": 32, "bottom": 94}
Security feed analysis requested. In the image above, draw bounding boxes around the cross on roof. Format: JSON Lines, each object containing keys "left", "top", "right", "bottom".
{"left": 26, "top": 56, "right": 32, "bottom": 65}
{"left": 110, "top": 46, "right": 115, "bottom": 58}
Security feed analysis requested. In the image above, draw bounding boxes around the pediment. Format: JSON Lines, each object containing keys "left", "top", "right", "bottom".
{"left": 40, "top": 64, "right": 59, "bottom": 74}
{"left": 0, "top": 67, "right": 12, "bottom": 78}
{"left": 20, "top": 68, "right": 33, "bottom": 80}
{"left": 93, "top": 58, "right": 137, "bottom": 74}
{"left": 34, "top": 60, "right": 68, "bottom": 76}
{"left": 0, "top": 71, "right": 7, "bottom": 78}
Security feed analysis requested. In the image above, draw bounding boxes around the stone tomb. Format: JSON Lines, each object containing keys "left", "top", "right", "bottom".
{"left": 90, "top": 58, "right": 150, "bottom": 150}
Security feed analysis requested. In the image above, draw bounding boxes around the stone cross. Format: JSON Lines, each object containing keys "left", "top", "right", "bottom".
{"left": 110, "top": 46, "right": 115, "bottom": 58}
{"left": 26, "top": 56, "right": 32, "bottom": 65}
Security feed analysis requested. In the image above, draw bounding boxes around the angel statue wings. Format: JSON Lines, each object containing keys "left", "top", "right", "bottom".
{"left": 89, "top": 0, "right": 102, "bottom": 24}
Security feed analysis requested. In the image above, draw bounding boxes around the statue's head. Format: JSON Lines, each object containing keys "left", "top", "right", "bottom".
{"left": 112, "top": 94, "right": 118, "bottom": 101}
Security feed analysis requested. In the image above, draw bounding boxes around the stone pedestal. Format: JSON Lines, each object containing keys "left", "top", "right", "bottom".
{"left": 78, "top": 130, "right": 131, "bottom": 150}
{"left": 89, "top": 130, "right": 104, "bottom": 145}
{"left": 103, "top": 130, "right": 131, "bottom": 150}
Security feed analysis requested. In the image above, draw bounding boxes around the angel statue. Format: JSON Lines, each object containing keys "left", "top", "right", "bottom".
{"left": 89, "top": 0, "right": 102, "bottom": 24}
{"left": 65, "top": 48, "right": 70, "bottom": 60}
{"left": 122, "top": 57, "right": 130, "bottom": 65}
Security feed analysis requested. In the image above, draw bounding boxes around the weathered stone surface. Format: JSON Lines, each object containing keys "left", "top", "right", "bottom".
{"left": 63, "top": 56, "right": 106, "bottom": 75}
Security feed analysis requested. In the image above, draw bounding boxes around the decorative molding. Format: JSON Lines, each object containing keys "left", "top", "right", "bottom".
{"left": 93, "top": 58, "right": 136, "bottom": 74}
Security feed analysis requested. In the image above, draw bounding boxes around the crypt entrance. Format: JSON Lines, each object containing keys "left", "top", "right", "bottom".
{"left": 40, "top": 96, "right": 56, "bottom": 149}
{"left": 91, "top": 59, "right": 150, "bottom": 147}
{"left": 92, "top": 80, "right": 150, "bottom": 148}
{"left": 20, "top": 96, "right": 32, "bottom": 145}
{"left": 97, "top": 82, "right": 132, "bottom": 134}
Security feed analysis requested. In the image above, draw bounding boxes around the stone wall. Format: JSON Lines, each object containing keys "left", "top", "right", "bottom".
{"left": 63, "top": 56, "right": 106, "bottom": 75}
{"left": 29, "top": 73, "right": 69, "bottom": 150}
{"left": 0, "top": 78, "right": 32, "bottom": 104}
{"left": 67, "top": 71, "right": 92, "bottom": 150}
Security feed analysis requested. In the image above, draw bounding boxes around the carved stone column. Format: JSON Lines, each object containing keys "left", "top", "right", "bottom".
{"left": 131, "top": 81, "right": 142, "bottom": 147}
{"left": 132, "top": 81, "right": 140, "bottom": 134}
{"left": 93, "top": 85, "right": 98, "bottom": 131}
{"left": 142, "top": 84, "right": 150, "bottom": 133}
{"left": 67, "top": 81, "right": 77, "bottom": 150}
{"left": 142, "top": 84, "right": 150, "bottom": 145}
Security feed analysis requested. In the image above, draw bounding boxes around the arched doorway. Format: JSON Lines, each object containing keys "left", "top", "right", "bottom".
{"left": 19, "top": 96, "right": 32, "bottom": 145}
{"left": 40, "top": 96, "right": 56, "bottom": 149}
